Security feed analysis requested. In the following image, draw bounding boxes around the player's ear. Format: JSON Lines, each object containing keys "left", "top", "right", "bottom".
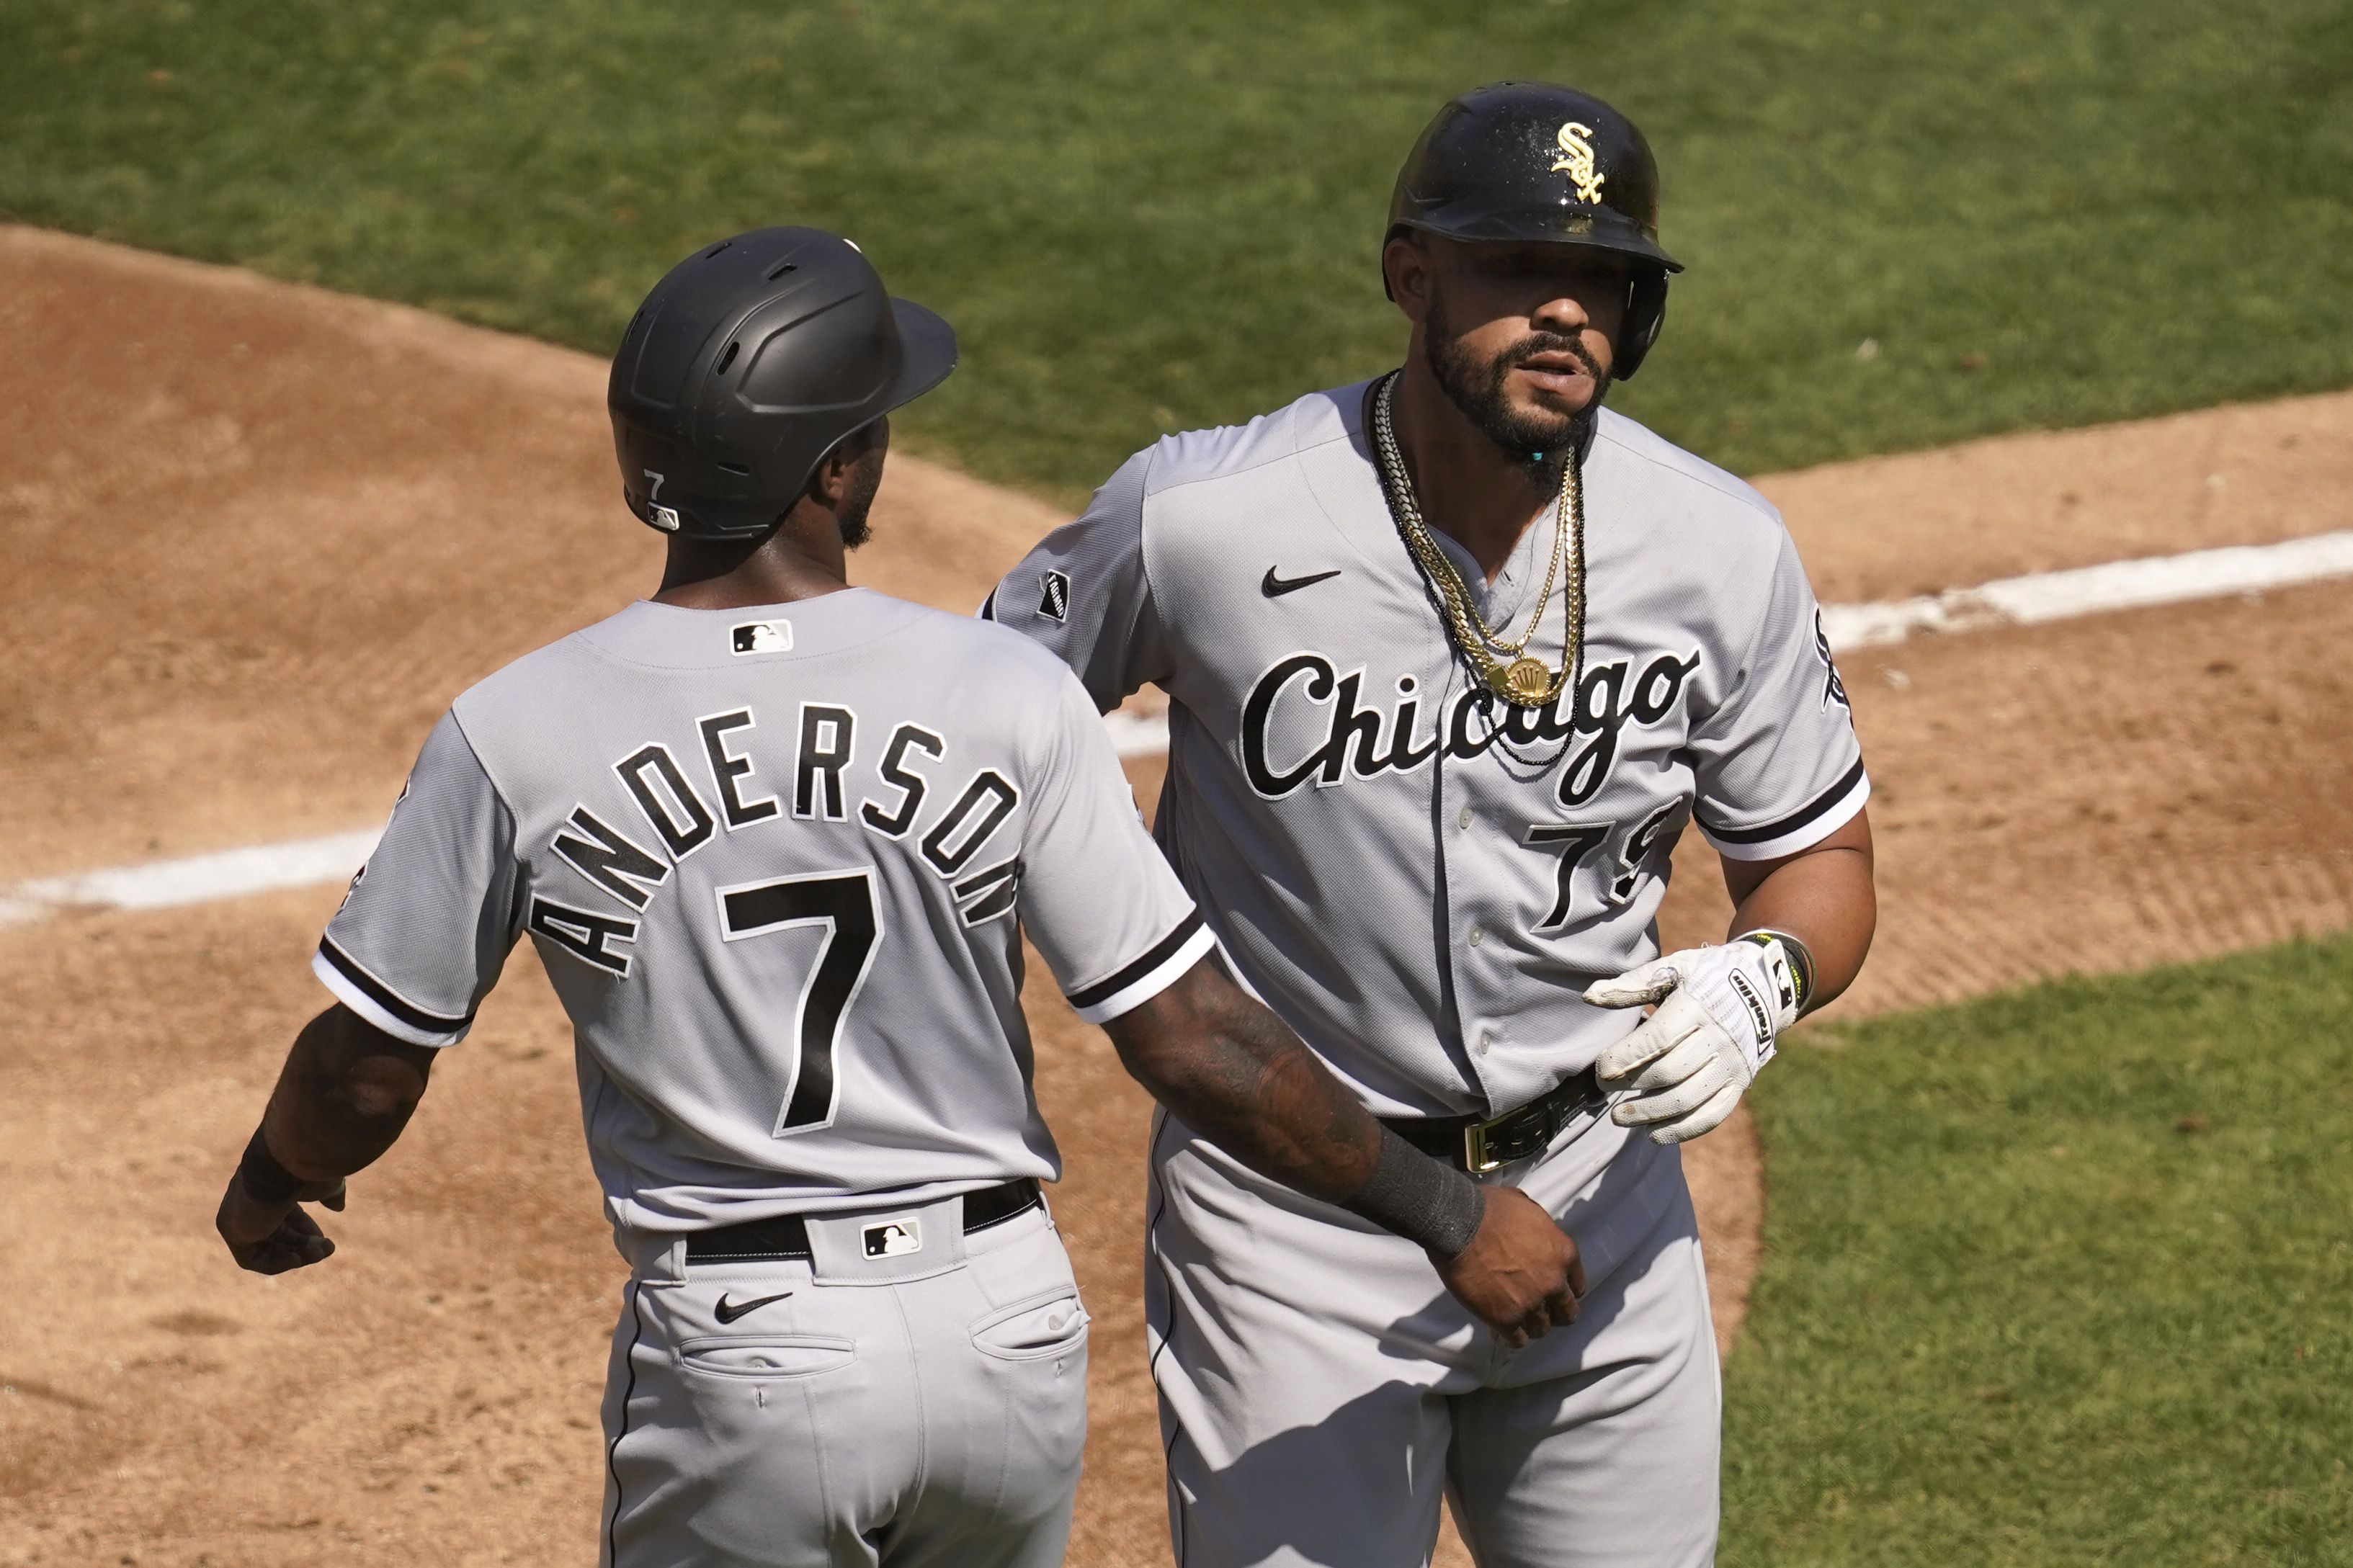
{"left": 806, "top": 419, "right": 888, "bottom": 510}
{"left": 1383, "top": 230, "right": 1434, "bottom": 324}
{"left": 805, "top": 449, "right": 851, "bottom": 511}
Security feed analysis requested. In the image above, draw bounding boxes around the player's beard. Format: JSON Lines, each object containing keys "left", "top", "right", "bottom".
{"left": 835, "top": 444, "right": 887, "bottom": 550}
{"left": 1424, "top": 287, "right": 1608, "bottom": 457}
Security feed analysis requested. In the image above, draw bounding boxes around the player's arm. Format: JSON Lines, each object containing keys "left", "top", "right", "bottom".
{"left": 981, "top": 447, "right": 1173, "bottom": 710}
{"left": 1720, "top": 806, "right": 1875, "bottom": 1011}
{"left": 1104, "top": 956, "right": 1584, "bottom": 1347}
{"left": 1586, "top": 528, "right": 1877, "bottom": 1143}
{"left": 1582, "top": 822, "right": 1875, "bottom": 1146}
{"left": 213, "top": 709, "right": 522, "bottom": 1275}
{"left": 215, "top": 1005, "right": 439, "bottom": 1275}
{"left": 1018, "top": 665, "right": 1581, "bottom": 1346}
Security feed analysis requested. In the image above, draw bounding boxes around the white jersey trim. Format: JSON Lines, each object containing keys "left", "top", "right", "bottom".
{"left": 1700, "top": 764, "right": 1872, "bottom": 862}
{"left": 311, "top": 943, "right": 472, "bottom": 1048}
{"left": 1066, "top": 913, "right": 1215, "bottom": 1024}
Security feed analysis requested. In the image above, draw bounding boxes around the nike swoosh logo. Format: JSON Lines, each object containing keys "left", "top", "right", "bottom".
{"left": 714, "top": 1291, "right": 794, "bottom": 1325}
{"left": 1262, "top": 566, "right": 1341, "bottom": 598}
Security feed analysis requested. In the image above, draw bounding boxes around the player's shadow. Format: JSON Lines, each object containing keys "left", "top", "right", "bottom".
{"left": 1171, "top": 1379, "right": 1451, "bottom": 1568}
{"left": 1182, "top": 1142, "right": 1692, "bottom": 1568}
{"left": 1379, "top": 1127, "right": 1674, "bottom": 1357}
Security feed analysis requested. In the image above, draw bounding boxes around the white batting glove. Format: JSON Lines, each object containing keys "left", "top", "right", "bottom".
{"left": 1584, "top": 937, "right": 1802, "bottom": 1144}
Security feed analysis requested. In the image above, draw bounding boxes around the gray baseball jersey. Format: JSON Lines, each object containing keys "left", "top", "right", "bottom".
{"left": 313, "top": 588, "right": 1211, "bottom": 1238}
{"left": 986, "top": 380, "right": 1866, "bottom": 1119}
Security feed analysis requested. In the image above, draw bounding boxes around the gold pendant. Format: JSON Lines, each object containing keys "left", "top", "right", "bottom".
{"left": 1498, "top": 657, "right": 1552, "bottom": 706}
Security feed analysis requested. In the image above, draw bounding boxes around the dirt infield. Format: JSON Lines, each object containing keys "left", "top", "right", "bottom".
{"left": 3, "top": 227, "right": 2348, "bottom": 1567}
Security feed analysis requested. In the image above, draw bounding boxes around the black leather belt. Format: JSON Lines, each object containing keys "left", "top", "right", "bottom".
{"left": 1382, "top": 1067, "right": 1606, "bottom": 1175}
{"left": 685, "top": 1178, "right": 1042, "bottom": 1262}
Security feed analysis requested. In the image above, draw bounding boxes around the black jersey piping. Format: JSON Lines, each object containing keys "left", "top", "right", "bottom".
{"left": 1696, "top": 758, "right": 1867, "bottom": 846}
{"left": 1142, "top": 1108, "right": 1189, "bottom": 1567}
{"left": 1065, "top": 911, "right": 1206, "bottom": 1012}
{"left": 316, "top": 936, "right": 475, "bottom": 1034}
{"left": 604, "top": 1281, "right": 645, "bottom": 1566}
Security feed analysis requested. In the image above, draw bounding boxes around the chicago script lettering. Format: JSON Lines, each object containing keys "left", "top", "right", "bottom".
{"left": 1240, "top": 649, "right": 1702, "bottom": 802}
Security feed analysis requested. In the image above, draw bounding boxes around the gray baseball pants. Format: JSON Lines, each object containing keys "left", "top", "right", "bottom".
{"left": 1146, "top": 1107, "right": 1720, "bottom": 1567}
{"left": 600, "top": 1194, "right": 1091, "bottom": 1568}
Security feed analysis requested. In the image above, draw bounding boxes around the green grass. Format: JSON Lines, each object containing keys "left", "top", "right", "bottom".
{"left": 3, "top": 1, "right": 2351, "bottom": 503}
{"left": 1725, "top": 934, "right": 2353, "bottom": 1565}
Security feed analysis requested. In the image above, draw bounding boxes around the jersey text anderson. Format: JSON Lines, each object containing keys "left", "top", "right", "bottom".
{"left": 535, "top": 702, "right": 1028, "bottom": 978}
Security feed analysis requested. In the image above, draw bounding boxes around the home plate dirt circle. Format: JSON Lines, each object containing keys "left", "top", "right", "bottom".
{"left": 4, "top": 225, "right": 2349, "bottom": 1567}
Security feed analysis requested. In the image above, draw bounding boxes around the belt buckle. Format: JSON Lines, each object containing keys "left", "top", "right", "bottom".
{"left": 1462, "top": 1119, "right": 1502, "bottom": 1175}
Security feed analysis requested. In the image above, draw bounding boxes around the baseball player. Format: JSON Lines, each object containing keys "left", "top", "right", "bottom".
{"left": 987, "top": 85, "right": 1878, "bottom": 1566}
{"left": 210, "top": 229, "right": 1586, "bottom": 1567}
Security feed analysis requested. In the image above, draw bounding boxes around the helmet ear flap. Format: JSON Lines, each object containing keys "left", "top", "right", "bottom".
{"left": 1615, "top": 270, "right": 1669, "bottom": 381}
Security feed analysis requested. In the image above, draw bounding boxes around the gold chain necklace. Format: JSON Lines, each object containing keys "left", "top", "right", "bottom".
{"left": 1370, "top": 371, "right": 1586, "bottom": 708}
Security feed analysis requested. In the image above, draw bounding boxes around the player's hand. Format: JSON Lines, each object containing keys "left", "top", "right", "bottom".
{"left": 1434, "top": 1186, "right": 1585, "bottom": 1349}
{"left": 1586, "top": 938, "right": 1800, "bottom": 1144}
{"left": 215, "top": 1170, "right": 347, "bottom": 1276}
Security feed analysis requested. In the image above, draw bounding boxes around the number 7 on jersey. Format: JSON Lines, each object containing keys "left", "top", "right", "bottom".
{"left": 715, "top": 869, "right": 883, "bottom": 1135}
{"left": 1524, "top": 823, "right": 1609, "bottom": 931}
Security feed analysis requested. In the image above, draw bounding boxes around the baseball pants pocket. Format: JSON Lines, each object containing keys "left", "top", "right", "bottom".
{"left": 959, "top": 1276, "right": 1091, "bottom": 1546}
{"left": 606, "top": 1281, "right": 875, "bottom": 1568}
{"left": 674, "top": 1332, "right": 858, "bottom": 1379}
{"left": 969, "top": 1288, "right": 1091, "bottom": 1361}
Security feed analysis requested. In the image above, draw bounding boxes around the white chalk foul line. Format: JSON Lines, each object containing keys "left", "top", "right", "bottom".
{"left": 1104, "top": 710, "right": 1172, "bottom": 758}
{"left": 1819, "top": 529, "right": 2353, "bottom": 652}
{"left": 7, "top": 528, "right": 2352, "bottom": 926}
{"left": 0, "top": 828, "right": 385, "bottom": 929}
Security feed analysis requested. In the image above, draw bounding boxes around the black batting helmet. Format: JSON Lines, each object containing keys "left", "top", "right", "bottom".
{"left": 1388, "top": 83, "right": 1682, "bottom": 379}
{"left": 608, "top": 228, "right": 957, "bottom": 539}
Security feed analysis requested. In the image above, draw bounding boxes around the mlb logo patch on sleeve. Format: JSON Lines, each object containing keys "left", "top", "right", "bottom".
{"left": 732, "top": 620, "right": 794, "bottom": 655}
{"left": 1036, "top": 570, "right": 1071, "bottom": 623}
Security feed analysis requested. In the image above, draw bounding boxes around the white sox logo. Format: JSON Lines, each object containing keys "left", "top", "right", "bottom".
{"left": 1813, "top": 610, "right": 1849, "bottom": 710}
{"left": 1550, "top": 122, "right": 1605, "bottom": 205}
{"left": 1240, "top": 648, "right": 1700, "bottom": 805}
{"left": 1036, "top": 569, "right": 1071, "bottom": 624}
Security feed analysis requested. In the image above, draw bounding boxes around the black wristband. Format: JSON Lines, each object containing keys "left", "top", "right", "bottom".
{"left": 1340, "top": 1128, "right": 1486, "bottom": 1260}
{"left": 238, "top": 1125, "right": 305, "bottom": 1204}
{"left": 1740, "top": 928, "right": 1818, "bottom": 1011}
